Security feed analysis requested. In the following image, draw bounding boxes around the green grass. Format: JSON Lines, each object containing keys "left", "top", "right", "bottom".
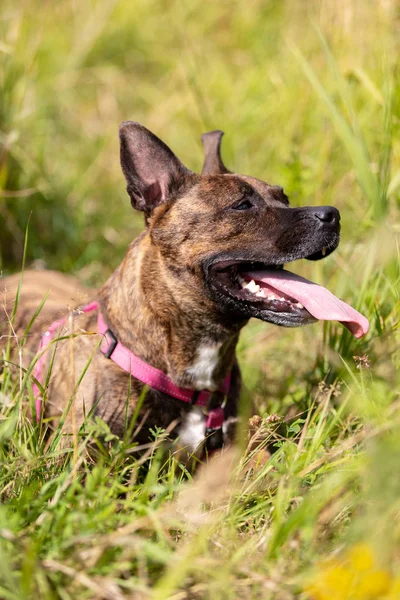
{"left": 1, "top": 0, "right": 400, "bottom": 598}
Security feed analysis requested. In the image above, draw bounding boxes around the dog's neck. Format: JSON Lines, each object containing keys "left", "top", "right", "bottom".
{"left": 98, "top": 233, "right": 243, "bottom": 390}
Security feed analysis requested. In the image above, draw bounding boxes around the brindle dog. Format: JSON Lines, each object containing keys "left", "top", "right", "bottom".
{"left": 1, "top": 122, "right": 343, "bottom": 456}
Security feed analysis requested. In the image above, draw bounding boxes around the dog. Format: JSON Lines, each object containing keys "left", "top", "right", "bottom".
{"left": 0, "top": 122, "right": 369, "bottom": 458}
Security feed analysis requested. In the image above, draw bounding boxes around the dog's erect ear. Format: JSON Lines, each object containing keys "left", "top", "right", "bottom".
{"left": 119, "top": 121, "right": 192, "bottom": 213}
{"left": 201, "top": 130, "right": 231, "bottom": 175}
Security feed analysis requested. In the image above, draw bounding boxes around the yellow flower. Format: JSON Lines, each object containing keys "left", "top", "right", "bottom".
{"left": 347, "top": 544, "right": 375, "bottom": 572}
{"left": 305, "top": 564, "right": 354, "bottom": 600}
{"left": 382, "top": 576, "right": 400, "bottom": 600}
{"left": 304, "top": 542, "right": 394, "bottom": 600}
{"left": 352, "top": 570, "right": 391, "bottom": 599}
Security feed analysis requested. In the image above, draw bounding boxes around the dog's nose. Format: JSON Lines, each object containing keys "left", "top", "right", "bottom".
{"left": 314, "top": 206, "right": 340, "bottom": 226}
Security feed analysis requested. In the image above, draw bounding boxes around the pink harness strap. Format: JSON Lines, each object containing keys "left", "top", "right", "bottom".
{"left": 32, "top": 301, "right": 99, "bottom": 419}
{"left": 33, "top": 302, "right": 230, "bottom": 433}
{"left": 97, "top": 312, "right": 230, "bottom": 406}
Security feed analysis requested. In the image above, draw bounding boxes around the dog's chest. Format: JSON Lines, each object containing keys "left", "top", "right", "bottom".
{"left": 186, "top": 342, "right": 222, "bottom": 391}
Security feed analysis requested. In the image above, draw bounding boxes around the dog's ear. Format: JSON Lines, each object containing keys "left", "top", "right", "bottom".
{"left": 201, "top": 130, "right": 231, "bottom": 175}
{"left": 119, "top": 121, "right": 192, "bottom": 213}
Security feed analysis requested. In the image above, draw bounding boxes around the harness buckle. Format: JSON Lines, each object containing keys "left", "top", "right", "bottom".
{"left": 100, "top": 328, "right": 118, "bottom": 359}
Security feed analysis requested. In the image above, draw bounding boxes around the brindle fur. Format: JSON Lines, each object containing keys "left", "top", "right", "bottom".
{"left": 0, "top": 122, "right": 340, "bottom": 455}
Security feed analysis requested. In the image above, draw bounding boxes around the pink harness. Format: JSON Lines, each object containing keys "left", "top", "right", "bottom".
{"left": 33, "top": 302, "right": 230, "bottom": 436}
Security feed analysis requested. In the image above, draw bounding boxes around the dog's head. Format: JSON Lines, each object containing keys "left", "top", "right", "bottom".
{"left": 119, "top": 121, "right": 368, "bottom": 337}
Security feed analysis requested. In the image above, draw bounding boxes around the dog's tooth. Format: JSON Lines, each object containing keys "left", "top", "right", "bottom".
{"left": 244, "top": 279, "right": 255, "bottom": 287}
{"left": 321, "top": 247, "right": 327, "bottom": 256}
{"left": 243, "top": 279, "right": 260, "bottom": 294}
{"left": 296, "top": 302, "right": 304, "bottom": 309}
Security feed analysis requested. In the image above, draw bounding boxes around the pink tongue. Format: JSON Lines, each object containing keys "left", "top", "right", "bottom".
{"left": 245, "top": 269, "right": 369, "bottom": 338}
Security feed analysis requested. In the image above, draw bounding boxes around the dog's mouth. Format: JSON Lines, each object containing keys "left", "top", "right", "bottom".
{"left": 209, "top": 259, "right": 369, "bottom": 338}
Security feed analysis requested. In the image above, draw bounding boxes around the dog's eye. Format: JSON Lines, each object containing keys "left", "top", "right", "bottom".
{"left": 232, "top": 198, "right": 254, "bottom": 211}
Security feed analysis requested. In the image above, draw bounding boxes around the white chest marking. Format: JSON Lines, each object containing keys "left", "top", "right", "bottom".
{"left": 178, "top": 406, "right": 206, "bottom": 455}
{"left": 186, "top": 343, "right": 222, "bottom": 391}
